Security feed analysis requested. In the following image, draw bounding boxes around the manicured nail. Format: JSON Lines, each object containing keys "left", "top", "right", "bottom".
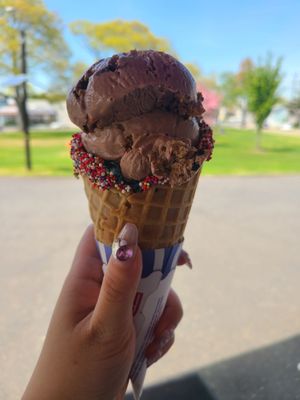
{"left": 186, "top": 255, "right": 193, "bottom": 269}
{"left": 147, "top": 330, "right": 175, "bottom": 367}
{"left": 180, "top": 250, "right": 193, "bottom": 269}
{"left": 112, "top": 223, "right": 138, "bottom": 262}
{"left": 158, "top": 329, "right": 175, "bottom": 351}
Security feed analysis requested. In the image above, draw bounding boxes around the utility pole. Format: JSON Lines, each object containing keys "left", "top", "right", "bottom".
{"left": 20, "top": 28, "right": 31, "bottom": 170}
{"left": 5, "top": 6, "right": 32, "bottom": 170}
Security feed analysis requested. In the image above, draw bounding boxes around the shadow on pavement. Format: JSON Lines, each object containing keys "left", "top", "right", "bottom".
{"left": 127, "top": 334, "right": 300, "bottom": 400}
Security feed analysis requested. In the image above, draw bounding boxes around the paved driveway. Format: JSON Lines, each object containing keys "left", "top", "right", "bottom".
{"left": 0, "top": 176, "right": 300, "bottom": 399}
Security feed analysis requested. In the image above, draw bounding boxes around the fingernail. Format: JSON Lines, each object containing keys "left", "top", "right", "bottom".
{"left": 186, "top": 255, "right": 193, "bottom": 269}
{"left": 147, "top": 350, "right": 162, "bottom": 367}
{"left": 158, "top": 329, "right": 175, "bottom": 350}
{"left": 183, "top": 250, "right": 193, "bottom": 269}
{"left": 147, "top": 330, "right": 174, "bottom": 367}
{"left": 112, "top": 223, "right": 138, "bottom": 262}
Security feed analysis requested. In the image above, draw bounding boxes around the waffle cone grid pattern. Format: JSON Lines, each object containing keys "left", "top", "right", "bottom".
{"left": 83, "top": 170, "right": 200, "bottom": 249}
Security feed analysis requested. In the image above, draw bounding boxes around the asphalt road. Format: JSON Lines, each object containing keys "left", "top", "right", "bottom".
{"left": 0, "top": 176, "right": 300, "bottom": 399}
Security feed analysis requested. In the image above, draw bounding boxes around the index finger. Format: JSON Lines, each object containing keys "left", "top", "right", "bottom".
{"left": 69, "top": 224, "right": 103, "bottom": 282}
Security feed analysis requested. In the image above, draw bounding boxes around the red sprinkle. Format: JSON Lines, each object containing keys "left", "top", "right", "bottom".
{"left": 70, "top": 125, "right": 214, "bottom": 194}
{"left": 70, "top": 133, "right": 169, "bottom": 193}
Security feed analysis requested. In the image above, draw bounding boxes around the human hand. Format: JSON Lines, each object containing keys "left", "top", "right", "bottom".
{"left": 22, "top": 224, "right": 186, "bottom": 400}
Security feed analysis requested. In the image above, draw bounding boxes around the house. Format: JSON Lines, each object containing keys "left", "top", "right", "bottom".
{"left": 0, "top": 98, "right": 57, "bottom": 128}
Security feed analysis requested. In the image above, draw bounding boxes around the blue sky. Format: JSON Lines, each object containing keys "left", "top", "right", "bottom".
{"left": 45, "top": 0, "right": 300, "bottom": 97}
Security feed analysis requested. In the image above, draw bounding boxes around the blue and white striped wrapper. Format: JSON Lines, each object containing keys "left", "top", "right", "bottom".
{"left": 97, "top": 240, "right": 183, "bottom": 400}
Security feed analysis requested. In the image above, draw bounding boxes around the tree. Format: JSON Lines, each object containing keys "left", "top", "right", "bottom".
{"left": 32, "top": 61, "right": 89, "bottom": 103}
{"left": 287, "top": 93, "right": 300, "bottom": 128}
{"left": 245, "top": 56, "right": 282, "bottom": 149}
{"left": 70, "top": 19, "right": 172, "bottom": 58}
{"left": 219, "top": 72, "right": 240, "bottom": 110}
{"left": 220, "top": 58, "right": 254, "bottom": 126}
{"left": 236, "top": 58, "right": 254, "bottom": 127}
{"left": 0, "top": 0, "right": 70, "bottom": 170}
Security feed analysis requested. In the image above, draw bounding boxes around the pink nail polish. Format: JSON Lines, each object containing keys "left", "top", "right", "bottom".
{"left": 112, "top": 223, "right": 138, "bottom": 262}
{"left": 115, "top": 243, "right": 134, "bottom": 261}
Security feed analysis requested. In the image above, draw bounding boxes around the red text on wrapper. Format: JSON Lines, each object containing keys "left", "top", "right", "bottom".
{"left": 133, "top": 292, "right": 143, "bottom": 316}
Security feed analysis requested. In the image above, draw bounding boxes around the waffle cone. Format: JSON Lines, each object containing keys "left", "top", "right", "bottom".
{"left": 83, "top": 169, "right": 201, "bottom": 249}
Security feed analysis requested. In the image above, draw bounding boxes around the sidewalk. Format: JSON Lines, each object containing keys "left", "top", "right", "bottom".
{"left": 0, "top": 176, "right": 299, "bottom": 399}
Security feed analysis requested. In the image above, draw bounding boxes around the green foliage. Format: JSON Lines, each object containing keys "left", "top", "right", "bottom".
{"left": 219, "top": 72, "right": 240, "bottom": 108}
{"left": 220, "top": 59, "right": 254, "bottom": 109}
{"left": 69, "top": 61, "right": 89, "bottom": 84}
{"left": 69, "top": 19, "right": 172, "bottom": 57}
{"left": 245, "top": 56, "right": 282, "bottom": 130}
{"left": 236, "top": 58, "right": 254, "bottom": 88}
{"left": 0, "top": 0, "right": 71, "bottom": 92}
{"left": 32, "top": 61, "right": 90, "bottom": 102}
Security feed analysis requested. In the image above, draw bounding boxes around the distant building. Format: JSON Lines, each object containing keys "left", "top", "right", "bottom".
{"left": 265, "top": 105, "right": 292, "bottom": 130}
{"left": 219, "top": 103, "right": 295, "bottom": 131}
{"left": 0, "top": 98, "right": 77, "bottom": 130}
{"left": 0, "top": 98, "right": 56, "bottom": 128}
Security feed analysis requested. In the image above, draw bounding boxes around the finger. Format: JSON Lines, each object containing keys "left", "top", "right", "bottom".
{"left": 69, "top": 224, "right": 103, "bottom": 282}
{"left": 117, "top": 377, "right": 130, "bottom": 400}
{"left": 58, "top": 225, "right": 103, "bottom": 324}
{"left": 147, "top": 331, "right": 175, "bottom": 367}
{"left": 154, "top": 289, "right": 183, "bottom": 336}
{"left": 91, "top": 223, "right": 142, "bottom": 332}
{"left": 145, "top": 289, "right": 183, "bottom": 359}
{"left": 177, "top": 249, "right": 193, "bottom": 269}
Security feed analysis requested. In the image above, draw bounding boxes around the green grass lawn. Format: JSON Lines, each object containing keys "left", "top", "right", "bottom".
{"left": 0, "top": 130, "right": 73, "bottom": 176}
{"left": 204, "top": 127, "right": 300, "bottom": 175}
{"left": 0, "top": 128, "right": 300, "bottom": 176}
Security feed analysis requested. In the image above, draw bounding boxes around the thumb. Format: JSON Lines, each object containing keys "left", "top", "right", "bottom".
{"left": 92, "top": 223, "right": 142, "bottom": 332}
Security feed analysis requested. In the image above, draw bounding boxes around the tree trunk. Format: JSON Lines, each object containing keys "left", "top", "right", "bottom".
{"left": 19, "top": 91, "right": 31, "bottom": 170}
{"left": 241, "top": 107, "right": 247, "bottom": 128}
{"left": 256, "top": 126, "right": 262, "bottom": 150}
{"left": 19, "top": 29, "right": 31, "bottom": 170}
{"left": 239, "top": 97, "right": 248, "bottom": 128}
{"left": 297, "top": 113, "right": 300, "bottom": 128}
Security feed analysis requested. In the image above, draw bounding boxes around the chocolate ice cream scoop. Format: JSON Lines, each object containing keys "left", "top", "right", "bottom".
{"left": 67, "top": 50, "right": 213, "bottom": 186}
{"left": 67, "top": 50, "right": 204, "bottom": 132}
{"left": 120, "top": 135, "right": 199, "bottom": 184}
{"left": 81, "top": 110, "right": 199, "bottom": 158}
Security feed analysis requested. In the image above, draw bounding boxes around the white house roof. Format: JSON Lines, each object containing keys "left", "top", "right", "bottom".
{"left": 0, "top": 99, "right": 56, "bottom": 117}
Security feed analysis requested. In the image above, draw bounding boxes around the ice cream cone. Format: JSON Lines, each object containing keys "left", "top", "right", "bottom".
{"left": 83, "top": 168, "right": 201, "bottom": 250}
{"left": 83, "top": 167, "right": 202, "bottom": 399}
{"left": 68, "top": 50, "right": 214, "bottom": 399}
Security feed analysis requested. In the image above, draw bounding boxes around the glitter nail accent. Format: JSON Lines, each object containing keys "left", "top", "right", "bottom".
{"left": 112, "top": 239, "right": 134, "bottom": 261}
{"left": 116, "top": 245, "right": 134, "bottom": 261}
